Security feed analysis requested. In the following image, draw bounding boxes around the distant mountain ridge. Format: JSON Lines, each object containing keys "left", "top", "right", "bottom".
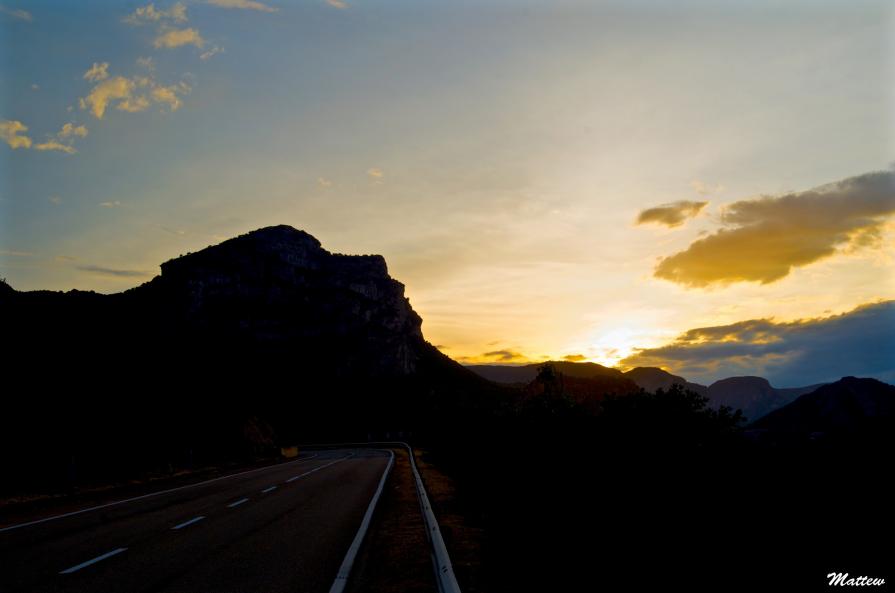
{"left": 750, "top": 377, "right": 895, "bottom": 435}
{"left": 466, "top": 363, "right": 830, "bottom": 422}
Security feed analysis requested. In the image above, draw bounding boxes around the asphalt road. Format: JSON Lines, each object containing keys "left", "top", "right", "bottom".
{"left": 0, "top": 449, "right": 391, "bottom": 593}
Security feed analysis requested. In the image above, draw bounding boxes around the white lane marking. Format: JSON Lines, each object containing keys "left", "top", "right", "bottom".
{"left": 285, "top": 453, "right": 354, "bottom": 483}
{"left": 0, "top": 454, "right": 321, "bottom": 533}
{"left": 59, "top": 547, "right": 128, "bottom": 574}
{"left": 261, "top": 486, "right": 277, "bottom": 494}
{"left": 227, "top": 498, "right": 249, "bottom": 508}
{"left": 329, "top": 451, "right": 394, "bottom": 593}
{"left": 171, "top": 516, "right": 205, "bottom": 530}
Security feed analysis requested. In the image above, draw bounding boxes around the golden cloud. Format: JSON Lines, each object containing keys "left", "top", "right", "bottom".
{"left": 637, "top": 200, "right": 707, "bottom": 228}
{"left": 124, "top": 2, "right": 187, "bottom": 25}
{"left": 0, "top": 119, "right": 32, "bottom": 149}
{"left": 83, "top": 62, "right": 109, "bottom": 82}
{"left": 654, "top": 169, "right": 895, "bottom": 287}
{"left": 80, "top": 76, "right": 137, "bottom": 118}
{"left": 34, "top": 139, "right": 76, "bottom": 154}
{"left": 80, "top": 68, "right": 190, "bottom": 118}
{"left": 620, "top": 301, "right": 895, "bottom": 386}
{"left": 153, "top": 27, "right": 204, "bottom": 49}
{"left": 207, "top": 0, "right": 277, "bottom": 12}
{"left": 58, "top": 123, "right": 88, "bottom": 138}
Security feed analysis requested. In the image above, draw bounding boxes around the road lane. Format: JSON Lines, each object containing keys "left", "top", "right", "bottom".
{"left": 0, "top": 449, "right": 390, "bottom": 593}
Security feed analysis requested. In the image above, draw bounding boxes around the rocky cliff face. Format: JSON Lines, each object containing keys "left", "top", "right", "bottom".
{"left": 136, "top": 225, "right": 425, "bottom": 376}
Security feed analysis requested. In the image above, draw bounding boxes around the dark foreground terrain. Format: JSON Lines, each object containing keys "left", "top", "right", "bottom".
{"left": 2, "top": 226, "right": 892, "bottom": 592}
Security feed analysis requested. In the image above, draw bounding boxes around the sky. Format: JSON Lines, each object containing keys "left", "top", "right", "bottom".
{"left": 1, "top": 0, "right": 894, "bottom": 386}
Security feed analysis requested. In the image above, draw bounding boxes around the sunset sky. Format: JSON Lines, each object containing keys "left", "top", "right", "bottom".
{"left": 2, "top": 0, "right": 893, "bottom": 385}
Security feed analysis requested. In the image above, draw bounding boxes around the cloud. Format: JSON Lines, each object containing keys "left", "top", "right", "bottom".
{"left": 326, "top": 0, "right": 348, "bottom": 8}
{"left": 48, "top": 196, "right": 62, "bottom": 205}
{"left": 151, "top": 82, "right": 190, "bottom": 111}
{"left": 81, "top": 76, "right": 137, "bottom": 118}
{"left": 482, "top": 349, "right": 528, "bottom": 362}
{"left": 367, "top": 167, "right": 384, "bottom": 179}
{"left": 0, "top": 249, "right": 35, "bottom": 257}
{"left": 636, "top": 200, "right": 708, "bottom": 228}
{"left": 31, "top": 83, "right": 39, "bottom": 91}
{"left": 690, "top": 179, "right": 724, "bottom": 196}
{"left": 207, "top": 0, "right": 277, "bottom": 12}
{"left": 654, "top": 169, "right": 895, "bottom": 287}
{"left": 137, "top": 56, "right": 155, "bottom": 71}
{"left": 0, "top": 120, "right": 32, "bottom": 149}
{"left": 34, "top": 139, "right": 76, "bottom": 154}
{"left": 76, "top": 265, "right": 151, "bottom": 278}
{"left": 317, "top": 177, "right": 332, "bottom": 187}
{"left": 57, "top": 123, "right": 87, "bottom": 139}
{"left": 200, "top": 45, "right": 224, "bottom": 60}
{"left": 154, "top": 27, "right": 204, "bottom": 49}
{"left": 563, "top": 354, "right": 588, "bottom": 362}
{"left": 80, "top": 69, "right": 190, "bottom": 118}
{"left": 0, "top": 5, "right": 32, "bottom": 21}
{"left": 99, "top": 201, "right": 122, "bottom": 208}
{"left": 124, "top": 2, "right": 187, "bottom": 25}
{"left": 620, "top": 301, "right": 895, "bottom": 386}
{"left": 83, "top": 62, "right": 110, "bottom": 82}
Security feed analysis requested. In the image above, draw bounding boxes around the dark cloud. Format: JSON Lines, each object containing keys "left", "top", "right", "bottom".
{"left": 621, "top": 301, "right": 895, "bottom": 386}
{"left": 482, "top": 349, "right": 528, "bottom": 362}
{"left": 655, "top": 169, "right": 895, "bottom": 286}
{"left": 76, "top": 265, "right": 152, "bottom": 278}
{"left": 636, "top": 200, "right": 707, "bottom": 228}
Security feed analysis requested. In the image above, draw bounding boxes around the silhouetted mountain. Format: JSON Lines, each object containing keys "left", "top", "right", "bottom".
{"left": 749, "top": 377, "right": 895, "bottom": 435}
{"left": 466, "top": 361, "right": 626, "bottom": 384}
{"left": 1, "top": 225, "right": 494, "bottom": 493}
{"left": 624, "top": 366, "right": 708, "bottom": 396}
{"left": 706, "top": 376, "right": 824, "bottom": 422}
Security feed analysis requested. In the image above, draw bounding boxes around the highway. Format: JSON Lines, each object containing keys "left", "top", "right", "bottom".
{"left": 0, "top": 449, "right": 391, "bottom": 593}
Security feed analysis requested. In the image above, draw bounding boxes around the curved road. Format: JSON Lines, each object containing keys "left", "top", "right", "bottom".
{"left": 0, "top": 449, "right": 390, "bottom": 593}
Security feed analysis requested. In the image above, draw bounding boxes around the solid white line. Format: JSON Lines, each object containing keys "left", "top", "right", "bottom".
{"left": 328, "top": 451, "right": 394, "bottom": 593}
{"left": 227, "top": 498, "right": 249, "bottom": 508}
{"left": 0, "top": 454, "right": 321, "bottom": 533}
{"left": 59, "top": 547, "right": 127, "bottom": 574}
{"left": 261, "top": 486, "right": 277, "bottom": 493}
{"left": 171, "top": 515, "right": 205, "bottom": 530}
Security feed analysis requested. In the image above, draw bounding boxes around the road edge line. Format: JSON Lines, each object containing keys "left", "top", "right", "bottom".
{"left": 327, "top": 450, "right": 395, "bottom": 593}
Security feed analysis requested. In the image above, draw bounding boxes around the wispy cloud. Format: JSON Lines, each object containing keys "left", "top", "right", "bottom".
{"left": 207, "top": 0, "right": 277, "bottom": 12}
{"left": 58, "top": 123, "right": 88, "bottom": 139}
{"left": 34, "top": 139, "right": 76, "bottom": 154}
{"left": 80, "top": 76, "right": 138, "bottom": 118}
{"left": 367, "top": 167, "right": 384, "bottom": 179}
{"left": 317, "top": 177, "right": 332, "bottom": 187}
{"left": 620, "top": 301, "right": 895, "bottom": 386}
{"left": 99, "top": 201, "right": 122, "bottom": 208}
{"left": 80, "top": 67, "right": 191, "bottom": 119}
{"left": 654, "top": 169, "right": 895, "bottom": 287}
{"left": 0, "top": 5, "right": 32, "bottom": 22}
{"left": 76, "top": 264, "right": 152, "bottom": 278}
{"left": 83, "top": 62, "right": 110, "bottom": 82}
{"left": 48, "top": 196, "right": 63, "bottom": 205}
{"left": 199, "top": 45, "right": 224, "bottom": 60}
{"left": 325, "top": 0, "right": 347, "bottom": 9}
{"left": 154, "top": 27, "right": 205, "bottom": 49}
{"left": 636, "top": 200, "right": 707, "bottom": 228}
{"left": 690, "top": 179, "right": 724, "bottom": 196}
{"left": 481, "top": 349, "right": 528, "bottom": 362}
{"left": 124, "top": 2, "right": 187, "bottom": 25}
{"left": 0, "top": 120, "right": 32, "bottom": 149}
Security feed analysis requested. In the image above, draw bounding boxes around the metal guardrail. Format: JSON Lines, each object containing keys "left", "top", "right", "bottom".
{"left": 303, "top": 441, "right": 462, "bottom": 593}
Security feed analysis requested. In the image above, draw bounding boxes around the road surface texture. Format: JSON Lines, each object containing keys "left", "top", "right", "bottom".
{"left": 0, "top": 449, "right": 390, "bottom": 593}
